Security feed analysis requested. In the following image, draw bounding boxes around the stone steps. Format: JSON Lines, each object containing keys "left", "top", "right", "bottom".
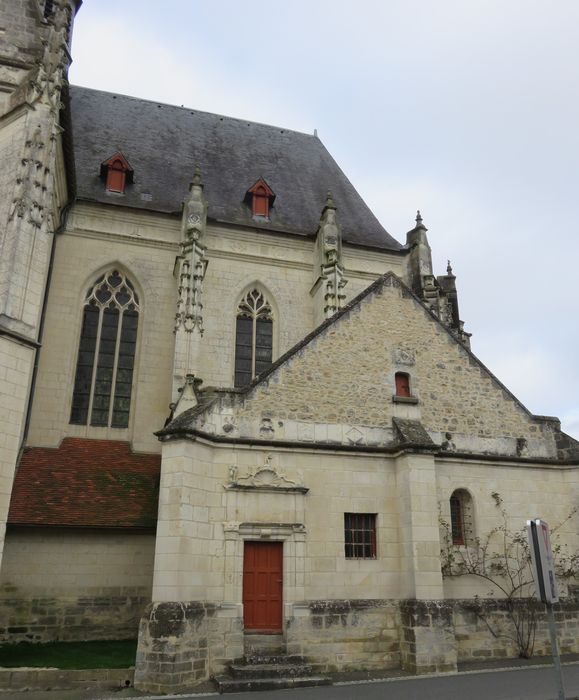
{"left": 229, "top": 661, "right": 315, "bottom": 679}
{"left": 214, "top": 642, "right": 332, "bottom": 694}
{"left": 214, "top": 675, "right": 332, "bottom": 693}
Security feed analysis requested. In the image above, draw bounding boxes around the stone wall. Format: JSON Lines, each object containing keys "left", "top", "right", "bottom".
{"left": 26, "top": 205, "right": 402, "bottom": 455}
{"left": 286, "top": 600, "right": 400, "bottom": 673}
{"left": 454, "top": 593, "right": 579, "bottom": 661}
{"left": 0, "top": 528, "right": 155, "bottom": 643}
{"left": 400, "top": 600, "right": 457, "bottom": 673}
{"left": 26, "top": 204, "right": 178, "bottom": 453}
{"left": 0, "top": 588, "right": 150, "bottom": 644}
{"left": 0, "top": 338, "right": 33, "bottom": 565}
{"left": 233, "top": 277, "right": 550, "bottom": 447}
{"left": 134, "top": 601, "right": 243, "bottom": 693}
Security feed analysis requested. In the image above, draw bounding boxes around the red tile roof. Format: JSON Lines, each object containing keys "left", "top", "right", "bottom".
{"left": 8, "top": 438, "right": 160, "bottom": 529}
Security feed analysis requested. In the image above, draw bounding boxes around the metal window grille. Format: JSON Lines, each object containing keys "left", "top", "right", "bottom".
{"left": 344, "top": 513, "right": 377, "bottom": 559}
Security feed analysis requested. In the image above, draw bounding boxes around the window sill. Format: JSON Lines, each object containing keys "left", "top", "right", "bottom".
{"left": 392, "top": 395, "right": 419, "bottom": 404}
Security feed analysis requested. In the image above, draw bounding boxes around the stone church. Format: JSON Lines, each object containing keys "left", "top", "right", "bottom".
{"left": 1, "top": 1, "right": 578, "bottom": 693}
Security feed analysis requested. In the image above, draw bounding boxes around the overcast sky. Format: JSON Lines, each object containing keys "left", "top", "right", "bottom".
{"left": 69, "top": 1, "right": 579, "bottom": 439}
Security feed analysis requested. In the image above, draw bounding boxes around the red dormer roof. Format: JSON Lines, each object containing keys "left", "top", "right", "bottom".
{"left": 100, "top": 151, "right": 134, "bottom": 193}
{"left": 245, "top": 177, "right": 276, "bottom": 218}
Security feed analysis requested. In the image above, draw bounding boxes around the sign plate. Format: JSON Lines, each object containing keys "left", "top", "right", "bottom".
{"left": 527, "top": 518, "right": 559, "bottom": 604}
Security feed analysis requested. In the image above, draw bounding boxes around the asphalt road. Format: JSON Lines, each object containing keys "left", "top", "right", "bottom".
{"left": 5, "top": 663, "right": 579, "bottom": 700}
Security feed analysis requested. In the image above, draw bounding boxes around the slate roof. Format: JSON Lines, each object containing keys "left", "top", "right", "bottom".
{"left": 8, "top": 438, "right": 160, "bottom": 529}
{"left": 69, "top": 86, "right": 402, "bottom": 251}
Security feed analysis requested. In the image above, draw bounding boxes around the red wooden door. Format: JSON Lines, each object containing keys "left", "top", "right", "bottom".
{"left": 243, "top": 541, "right": 283, "bottom": 632}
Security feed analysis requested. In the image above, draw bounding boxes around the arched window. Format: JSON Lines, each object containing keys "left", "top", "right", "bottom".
{"left": 70, "top": 270, "right": 140, "bottom": 428}
{"left": 234, "top": 289, "right": 273, "bottom": 388}
{"left": 395, "top": 372, "right": 411, "bottom": 397}
{"left": 450, "top": 489, "right": 474, "bottom": 545}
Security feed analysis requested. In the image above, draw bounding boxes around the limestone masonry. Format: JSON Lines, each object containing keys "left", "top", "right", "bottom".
{"left": 0, "top": 2, "right": 578, "bottom": 693}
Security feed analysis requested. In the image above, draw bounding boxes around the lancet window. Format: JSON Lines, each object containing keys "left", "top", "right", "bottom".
{"left": 70, "top": 270, "right": 139, "bottom": 428}
{"left": 450, "top": 489, "right": 474, "bottom": 545}
{"left": 234, "top": 289, "right": 273, "bottom": 388}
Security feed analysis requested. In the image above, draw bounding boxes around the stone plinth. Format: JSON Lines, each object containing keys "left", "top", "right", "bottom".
{"left": 134, "top": 601, "right": 243, "bottom": 693}
{"left": 400, "top": 599, "right": 457, "bottom": 674}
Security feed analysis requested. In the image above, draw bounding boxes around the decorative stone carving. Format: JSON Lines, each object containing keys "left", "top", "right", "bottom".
{"left": 312, "top": 192, "right": 348, "bottom": 320}
{"left": 441, "top": 432, "right": 456, "bottom": 452}
{"left": 346, "top": 427, "right": 364, "bottom": 445}
{"left": 393, "top": 349, "right": 416, "bottom": 366}
{"left": 21, "top": 1, "right": 71, "bottom": 113}
{"left": 223, "top": 419, "right": 236, "bottom": 434}
{"left": 9, "top": 125, "right": 48, "bottom": 229}
{"left": 174, "top": 167, "right": 208, "bottom": 334}
{"left": 226, "top": 454, "right": 308, "bottom": 493}
{"left": 0, "top": 2, "right": 72, "bottom": 321}
{"left": 260, "top": 418, "right": 274, "bottom": 436}
{"left": 516, "top": 437, "right": 529, "bottom": 457}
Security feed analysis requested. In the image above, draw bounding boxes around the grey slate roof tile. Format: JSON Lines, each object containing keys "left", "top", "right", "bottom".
{"left": 69, "top": 86, "right": 402, "bottom": 251}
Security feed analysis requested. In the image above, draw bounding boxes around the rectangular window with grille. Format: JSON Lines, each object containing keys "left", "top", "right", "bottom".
{"left": 344, "top": 513, "right": 377, "bottom": 559}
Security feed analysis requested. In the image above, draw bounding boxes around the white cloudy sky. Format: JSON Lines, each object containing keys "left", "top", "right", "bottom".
{"left": 69, "top": 1, "right": 579, "bottom": 439}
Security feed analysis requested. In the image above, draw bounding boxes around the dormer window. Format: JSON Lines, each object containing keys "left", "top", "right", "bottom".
{"left": 245, "top": 177, "right": 275, "bottom": 219}
{"left": 100, "top": 152, "right": 134, "bottom": 194}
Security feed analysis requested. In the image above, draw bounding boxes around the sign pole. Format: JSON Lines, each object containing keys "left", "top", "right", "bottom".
{"left": 546, "top": 602, "right": 566, "bottom": 700}
{"left": 527, "top": 519, "right": 567, "bottom": 700}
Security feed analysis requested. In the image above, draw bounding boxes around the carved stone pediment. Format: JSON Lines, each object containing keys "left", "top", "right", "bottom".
{"left": 225, "top": 454, "right": 308, "bottom": 493}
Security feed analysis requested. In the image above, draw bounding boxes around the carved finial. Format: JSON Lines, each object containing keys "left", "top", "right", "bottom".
{"left": 325, "top": 191, "right": 336, "bottom": 210}
{"left": 447, "top": 260, "right": 453, "bottom": 275}
{"left": 191, "top": 165, "right": 203, "bottom": 189}
{"left": 416, "top": 210, "right": 423, "bottom": 225}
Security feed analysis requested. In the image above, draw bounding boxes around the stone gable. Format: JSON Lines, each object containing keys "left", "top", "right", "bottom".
{"left": 200, "top": 275, "right": 550, "bottom": 446}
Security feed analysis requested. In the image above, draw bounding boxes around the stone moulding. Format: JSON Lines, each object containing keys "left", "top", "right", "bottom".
{"left": 225, "top": 483, "right": 309, "bottom": 494}
{"left": 225, "top": 454, "right": 309, "bottom": 493}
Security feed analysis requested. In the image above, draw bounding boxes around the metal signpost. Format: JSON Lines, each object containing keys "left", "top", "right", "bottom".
{"left": 526, "top": 518, "right": 566, "bottom": 700}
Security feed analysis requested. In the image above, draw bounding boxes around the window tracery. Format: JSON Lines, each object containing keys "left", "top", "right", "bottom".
{"left": 70, "top": 270, "right": 139, "bottom": 428}
{"left": 234, "top": 289, "right": 273, "bottom": 387}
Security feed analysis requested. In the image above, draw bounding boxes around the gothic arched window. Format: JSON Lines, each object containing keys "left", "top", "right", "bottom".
{"left": 234, "top": 289, "right": 273, "bottom": 388}
{"left": 70, "top": 270, "right": 140, "bottom": 428}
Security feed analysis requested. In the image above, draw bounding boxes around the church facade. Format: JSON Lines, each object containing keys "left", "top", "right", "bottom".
{"left": 1, "top": 1, "right": 578, "bottom": 693}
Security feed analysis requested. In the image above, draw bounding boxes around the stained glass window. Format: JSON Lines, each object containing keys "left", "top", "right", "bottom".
{"left": 70, "top": 270, "right": 139, "bottom": 428}
{"left": 234, "top": 289, "right": 273, "bottom": 388}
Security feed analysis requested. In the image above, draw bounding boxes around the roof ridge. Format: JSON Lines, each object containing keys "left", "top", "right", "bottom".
{"left": 70, "top": 84, "right": 317, "bottom": 138}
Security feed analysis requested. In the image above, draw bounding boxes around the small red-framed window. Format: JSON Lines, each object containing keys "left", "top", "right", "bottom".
{"left": 100, "top": 152, "right": 133, "bottom": 195}
{"left": 252, "top": 185, "right": 269, "bottom": 217}
{"left": 395, "top": 372, "right": 411, "bottom": 397}
{"left": 246, "top": 177, "right": 275, "bottom": 219}
{"left": 106, "top": 159, "right": 126, "bottom": 193}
